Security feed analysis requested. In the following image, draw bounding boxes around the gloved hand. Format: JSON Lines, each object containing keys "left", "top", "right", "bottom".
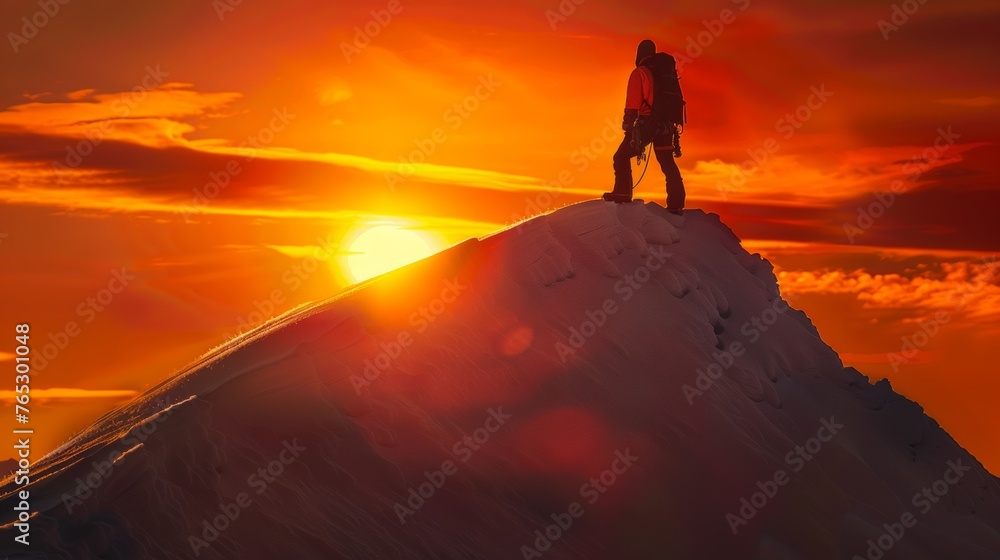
{"left": 622, "top": 109, "right": 638, "bottom": 132}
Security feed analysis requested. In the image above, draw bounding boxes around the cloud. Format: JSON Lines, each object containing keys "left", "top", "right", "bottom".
{"left": 679, "top": 128, "right": 989, "bottom": 209}
{"left": 0, "top": 388, "right": 138, "bottom": 402}
{"left": 66, "top": 88, "right": 98, "bottom": 101}
{"left": 777, "top": 257, "right": 1000, "bottom": 322}
{"left": 0, "top": 82, "right": 573, "bottom": 214}
{"left": 317, "top": 82, "right": 353, "bottom": 106}
{"left": 0, "top": 82, "right": 242, "bottom": 149}
{"left": 839, "top": 351, "right": 932, "bottom": 365}
{"left": 267, "top": 242, "right": 364, "bottom": 261}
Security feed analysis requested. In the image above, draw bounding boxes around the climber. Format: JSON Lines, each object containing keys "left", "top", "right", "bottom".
{"left": 603, "top": 39, "right": 686, "bottom": 215}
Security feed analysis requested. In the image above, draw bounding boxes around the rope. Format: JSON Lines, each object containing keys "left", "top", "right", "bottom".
{"left": 632, "top": 142, "right": 652, "bottom": 191}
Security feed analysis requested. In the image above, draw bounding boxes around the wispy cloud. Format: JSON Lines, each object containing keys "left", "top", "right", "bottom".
{"left": 0, "top": 83, "right": 579, "bottom": 203}
{"left": 0, "top": 83, "right": 242, "bottom": 149}
{"left": 0, "top": 388, "right": 138, "bottom": 402}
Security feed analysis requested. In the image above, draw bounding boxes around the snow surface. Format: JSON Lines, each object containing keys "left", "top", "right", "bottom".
{"left": 2, "top": 201, "right": 998, "bottom": 559}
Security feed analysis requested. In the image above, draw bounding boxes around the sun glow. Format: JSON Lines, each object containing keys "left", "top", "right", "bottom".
{"left": 344, "top": 224, "right": 438, "bottom": 283}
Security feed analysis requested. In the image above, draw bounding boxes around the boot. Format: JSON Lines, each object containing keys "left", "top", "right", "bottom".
{"left": 602, "top": 191, "right": 632, "bottom": 203}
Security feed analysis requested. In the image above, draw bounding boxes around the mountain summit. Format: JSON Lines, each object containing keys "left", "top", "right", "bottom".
{"left": 4, "top": 201, "right": 998, "bottom": 559}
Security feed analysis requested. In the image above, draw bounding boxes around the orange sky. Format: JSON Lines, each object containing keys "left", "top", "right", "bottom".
{"left": 1, "top": 0, "right": 998, "bottom": 472}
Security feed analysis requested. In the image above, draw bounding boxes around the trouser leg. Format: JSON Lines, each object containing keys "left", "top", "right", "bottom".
{"left": 654, "top": 144, "right": 685, "bottom": 210}
{"left": 612, "top": 135, "right": 639, "bottom": 195}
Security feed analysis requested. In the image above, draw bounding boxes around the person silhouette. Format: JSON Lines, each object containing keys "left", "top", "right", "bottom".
{"left": 603, "top": 39, "right": 686, "bottom": 215}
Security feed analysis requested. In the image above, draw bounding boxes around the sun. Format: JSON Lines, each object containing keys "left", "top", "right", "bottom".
{"left": 344, "top": 224, "right": 437, "bottom": 283}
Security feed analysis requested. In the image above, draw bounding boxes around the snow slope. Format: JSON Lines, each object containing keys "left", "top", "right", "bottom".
{"left": 2, "top": 201, "right": 999, "bottom": 559}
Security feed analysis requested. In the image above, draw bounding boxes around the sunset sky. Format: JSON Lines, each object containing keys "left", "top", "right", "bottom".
{"left": 1, "top": 0, "right": 998, "bottom": 472}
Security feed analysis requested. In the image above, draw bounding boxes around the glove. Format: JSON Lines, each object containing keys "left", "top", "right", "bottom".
{"left": 622, "top": 109, "right": 638, "bottom": 132}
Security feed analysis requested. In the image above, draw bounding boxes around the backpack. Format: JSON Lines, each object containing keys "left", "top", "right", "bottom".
{"left": 640, "top": 52, "right": 686, "bottom": 128}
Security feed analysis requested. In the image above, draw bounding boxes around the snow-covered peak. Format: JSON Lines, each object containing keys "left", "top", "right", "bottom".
{"left": 3, "top": 201, "right": 998, "bottom": 559}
